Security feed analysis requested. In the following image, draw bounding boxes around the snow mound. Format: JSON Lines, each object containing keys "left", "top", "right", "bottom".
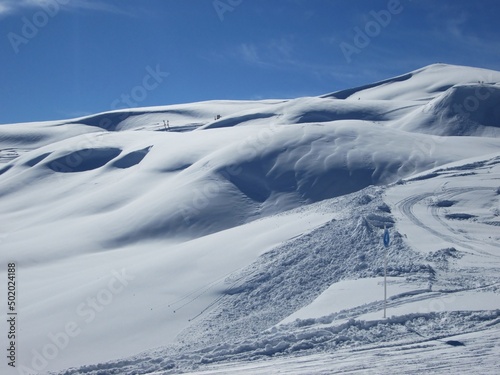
{"left": 201, "top": 97, "right": 418, "bottom": 130}
{"left": 68, "top": 100, "right": 284, "bottom": 131}
{"left": 326, "top": 64, "right": 500, "bottom": 102}
{"left": 398, "top": 83, "right": 500, "bottom": 136}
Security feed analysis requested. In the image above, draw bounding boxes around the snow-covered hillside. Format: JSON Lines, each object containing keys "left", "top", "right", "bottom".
{"left": 0, "top": 64, "right": 499, "bottom": 375}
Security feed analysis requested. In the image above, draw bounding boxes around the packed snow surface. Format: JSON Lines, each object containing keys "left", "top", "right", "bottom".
{"left": 0, "top": 64, "right": 499, "bottom": 374}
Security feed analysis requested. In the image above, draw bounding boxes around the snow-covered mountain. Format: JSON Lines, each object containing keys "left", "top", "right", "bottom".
{"left": 1, "top": 63, "right": 499, "bottom": 374}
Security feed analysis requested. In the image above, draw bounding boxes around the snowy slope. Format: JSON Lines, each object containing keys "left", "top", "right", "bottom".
{"left": 0, "top": 64, "right": 499, "bottom": 375}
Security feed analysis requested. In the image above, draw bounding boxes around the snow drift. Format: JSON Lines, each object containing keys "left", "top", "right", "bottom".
{"left": 399, "top": 83, "right": 500, "bottom": 136}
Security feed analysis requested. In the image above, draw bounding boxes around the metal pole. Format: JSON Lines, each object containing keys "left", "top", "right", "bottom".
{"left": 384, "top": 236, "right": 387, "bottom": 319}
{"left": 383, "top": 225, "right": 388, "bottom": 319}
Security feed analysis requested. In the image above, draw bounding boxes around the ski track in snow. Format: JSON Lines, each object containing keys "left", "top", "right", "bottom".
{"left": 396, "top": 187, "right": 497, "bottom": 257}
{"left": 54, "top": 311, "right": 500, "bottom": 375}
{"left": 430, "top": 188, "right": 500, "bottom": 255}
{"left": 176, "top": 325, "right": 500, "bottom": 375}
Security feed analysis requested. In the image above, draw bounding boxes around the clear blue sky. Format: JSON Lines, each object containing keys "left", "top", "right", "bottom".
{"left": 1, "top": 0, "right": 500, "bottom": 124}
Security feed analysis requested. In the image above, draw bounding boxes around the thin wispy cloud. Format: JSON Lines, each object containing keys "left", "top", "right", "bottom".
{"left": 233, "top": 37, "right": 300, "bottom": 69}
{"left": 0, "top": 0, "right": 16, "bottom": 16}
{"left": 201, "top": 36, "right": 341, "bottom": 84}
{"left": 227, "top": 37, "right": 355, "bottom": 84}
{"left": 65, "top": 0, "right": 141, "bottom": 17}
{"left": 0, "top": 0, "right": 137, "bottom": 18}
{"left": 423, "top": 3, "right": 475, "bottom": 41}
{"left": 444, "top": 12, "right": 468, "bottom": 39}
{"left": 422, "top": 4, "right": 500, "bottom": 64}
{"left": 238, "top": 43, "right": 263, "bottom": 66}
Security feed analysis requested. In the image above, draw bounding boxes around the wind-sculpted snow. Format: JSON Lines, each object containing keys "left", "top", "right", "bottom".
{"left": 48, "top": 148, "right": 123, "bottom": 172}
{"left": 2, "top": 120, "right": 498, "bottom": 251}
{"left": 200, "top": 96, "right": 418, "bottom": 131}
{"left": 67, "top": 100, "right": 284, "bottom": 132}
{"left": 397, "top": 83, "right": 500, "bottom": 136}
{"left": 1, "top": 64, "right": 500, "bottom": 374}
{"left": 330, "top": 63, "right": 500, "bottom": 102}
{"left": 323, "top": 72, "right": 414, "bottom": 100}
{"left": 0, "top": 121, "right": 105, "bottom": 156}
{"left": 111, "top": 147, "right": 152, "bottom": 169}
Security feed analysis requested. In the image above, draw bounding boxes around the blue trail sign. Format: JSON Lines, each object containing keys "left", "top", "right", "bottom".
{"left": 383, "top": 227, "right": 390, "bottom": 248}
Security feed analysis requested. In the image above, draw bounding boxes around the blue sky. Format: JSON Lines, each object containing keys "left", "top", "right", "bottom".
{"left": 1, "top": 0, "right": 500, "bottom": 124}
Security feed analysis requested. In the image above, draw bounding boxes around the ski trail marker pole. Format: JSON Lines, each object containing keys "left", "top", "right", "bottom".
{"left": 383, "top": 225, "right": 390, "bottom": 318}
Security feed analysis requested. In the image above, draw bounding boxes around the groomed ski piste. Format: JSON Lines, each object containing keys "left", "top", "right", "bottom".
{"left": 0, "top": 63, "right": 499, "bottom": 374}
